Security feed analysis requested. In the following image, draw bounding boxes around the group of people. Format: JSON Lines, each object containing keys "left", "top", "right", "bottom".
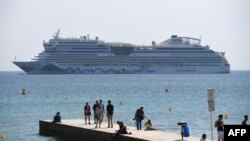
{"left": 51, "top": 100, "right": 114, "bottom": 129}
{"left": 52, "top": 104, "right": 156, "bottom": 130}
{"left": 51, "top": 104, "right": 155, "bottom": 141}
{"left": 84, "top": 100, "right": 156, "bottom": 131}
{"left": 200, "top": 114, "right": 248, "bottom": 141}
{"left": 51, "top": 100, "right": 156, "bottom": 131}
{"left": 52, "top": 107, "right": 249, "bottom": 141}
{"left": 84, "top": 99, "right": 114, "bottom": 128}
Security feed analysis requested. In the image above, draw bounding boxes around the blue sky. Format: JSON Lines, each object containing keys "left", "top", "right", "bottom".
{"left": 0, "top": 0, "right": 249, "bottom": 71}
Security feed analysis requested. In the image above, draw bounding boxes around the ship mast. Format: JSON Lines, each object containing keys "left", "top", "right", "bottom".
{"left": 54, "top": 29, "right": 60, "bottom": 39}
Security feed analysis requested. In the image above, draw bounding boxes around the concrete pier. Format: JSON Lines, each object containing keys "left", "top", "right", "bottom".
{"left": 39, "top": 119, "right": 209, "bottom": 141}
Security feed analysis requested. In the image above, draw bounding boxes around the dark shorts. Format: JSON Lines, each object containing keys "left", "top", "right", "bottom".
{"left": 85, "top": 112, "right": 91, "bottom": 116}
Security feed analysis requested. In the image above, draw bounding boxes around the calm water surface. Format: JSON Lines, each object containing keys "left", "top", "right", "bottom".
{"left": 0, "top": 71, "right": 250, "bottom": 140}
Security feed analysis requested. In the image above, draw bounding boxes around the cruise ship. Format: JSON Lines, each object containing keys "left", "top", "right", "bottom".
{"left": 13, "top": 31, "right": 230, "bottom": 74}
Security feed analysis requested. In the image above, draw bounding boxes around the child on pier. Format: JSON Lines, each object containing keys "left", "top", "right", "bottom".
{"left": 144, "top": 119, "right": 157, "bottom": 130}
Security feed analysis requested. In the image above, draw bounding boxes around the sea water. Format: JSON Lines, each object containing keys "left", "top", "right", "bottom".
{"left": 0, "top": 71, "right": 249, "bottom": 141}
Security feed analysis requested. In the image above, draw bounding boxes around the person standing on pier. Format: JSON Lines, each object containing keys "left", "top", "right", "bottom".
{"left": 215, "top": 114, "right": 224, "bottom": 141}
{"left": 134, "top": 106, "right": 145, "bottom": 130}
{"left": 93, "top": 100, "right": 98, "bottom": 124}
{"left": 99, "top": 99, "right": 105, "bottom": 122}
{"left": 242, "top": 115, "right": 248, "bottom": 125}
{"left": 84, "top": 102, "right": 91, "bottom": 124}
{"left": 106, "top": 100, "right": 114, "bottom": 128}
{"left": 95, "top": 103, "right": 103, "bottom": 128}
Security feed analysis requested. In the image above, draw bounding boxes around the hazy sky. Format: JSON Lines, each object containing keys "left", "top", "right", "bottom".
{"left": 1, "top": 0, "right": 249, "bottom": 71}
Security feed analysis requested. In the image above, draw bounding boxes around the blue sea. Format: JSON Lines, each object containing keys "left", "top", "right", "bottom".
{"left": 0, "top": 71, "right": 250, "bottom": 141}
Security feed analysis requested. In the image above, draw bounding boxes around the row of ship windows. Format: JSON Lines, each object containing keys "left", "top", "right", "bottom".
{"left": 43, "top": 53, "right": 217, "bottom": 57}
{"left": 71, "top": 47, "right": 107, "bottom": 49}
{"left": 53, "top": 48, "right": 209, "bottom": 52}
{"left": 44, "top": 60, "right": 222, "bottom": 64}
{"left": 132, "top": 54, "right": 217, "bottom": 57}
{"left": 134, "top": 50, "right": 213, "bottom": 52}
{"left": 42, "top": 54, "right": 221, "bottom": 60}
{"left": 44, "top": 57, "right": 222, "bottom": 60}
{"left": 45, "top": 51, "right": 110, "bottom": 53}
{"left": 45, "top": 47, "right": 107, "bottom": 50}
{"left": 53, "top": 45, "right": 107, "bottom": 49}
{"left": 46, "top": 60, "right": 222, "bottom": 64}
{"left": 45, "top": 46, "right": 211, "bottom": 52}
{"left": 45, "top": 45, "right": 106, "bottom": 49}
{"left": 44, "top": 53, "right": 218, "bottom": 58}
{"left": 60, "top": 63, "right": 221, "bottom": 67}
{"left": 49, "top": 41, "right": 98, "bottom": 44}
{"left": 40, "top": 53, "right": 221, "bottom": 58}
{"left": 41, "top": 60, "right": 222, "bottom": 64}
{"left": 43, "top": 53, "right": 218, "bottom": 58}
{"left": 42, "top": 55, "right": 217, "bottom": 60}
{"left": 45, "top": 47, "right": 208, "bottom": 50}
{"left": 155, "top": 47, "right": 206, "bottom": 50}
{"left": 45, "top": 50, "right": 213, "bottom": 53}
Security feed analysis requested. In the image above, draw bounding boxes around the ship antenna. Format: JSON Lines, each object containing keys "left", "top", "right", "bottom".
{"left": 199, "top": 35, "right": 202, "bottom": 44}
{"left": 54, "top": 29, "right": 60, "bottom": 39}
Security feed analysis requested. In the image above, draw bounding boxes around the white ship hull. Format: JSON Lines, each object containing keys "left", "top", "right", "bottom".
{"left": 13, "top": 61, "right": 230, "bottom": 74}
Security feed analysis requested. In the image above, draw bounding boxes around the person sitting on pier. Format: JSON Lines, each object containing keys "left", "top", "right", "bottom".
{"left": 52, "top": 112, "right": 61, "bottom": 123}
{"left": 112, "top": 121, "right": 132, "bottom": 141}
{"left": 144, "top": 119, "right": 157, "bottom": 130}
